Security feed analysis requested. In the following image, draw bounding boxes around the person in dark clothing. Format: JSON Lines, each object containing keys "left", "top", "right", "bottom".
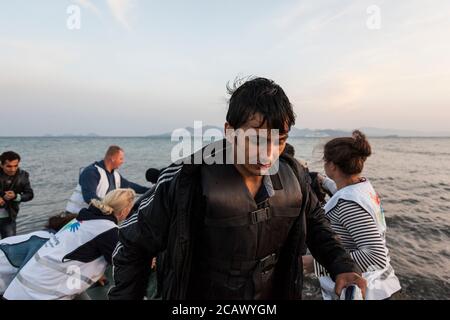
{"left": 66, "top": 145, "right": 150, "bottom": 214}
{"left": 0, "top": 151, "right": 34, "bottom": 239}
{"left": 109, "top": 77, "right": 367, "bottom": 300}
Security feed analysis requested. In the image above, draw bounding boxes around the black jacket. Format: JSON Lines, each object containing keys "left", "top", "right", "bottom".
{"left": 0, "top": 168, "right": 34, "bottom": 221}
{"left": 109, "top": 147, "right": 359, "bottom": 300}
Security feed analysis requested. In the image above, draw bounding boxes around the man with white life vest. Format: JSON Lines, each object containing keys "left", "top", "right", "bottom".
{"left": 65, "top": 145, "right": 149, "bottom": 214}
{"left": 3, "top": 188, "right": 135, "bottom": 300}
{"left": 109, "top": 77, "right": 367, "bottom": 300}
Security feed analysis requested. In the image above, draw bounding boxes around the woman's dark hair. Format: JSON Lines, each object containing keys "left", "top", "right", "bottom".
{"left": 226, "top": 77, "right": 296, "bottom": 134}
{"left": 283, "top": 143, "right": 296, "bottom": 157}
{"left": 0, "top": 151, "right": 21, "bottom": 164}
{"left": 46, "top": 212, "right": 78, "bottom": 232}
{"left": 323, "top": 130, "right": 372, "bottom": 175}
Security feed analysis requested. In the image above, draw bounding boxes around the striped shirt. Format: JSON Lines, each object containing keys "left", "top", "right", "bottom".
{"left": 314, "top": 198, "right": 388, "bottom": 277}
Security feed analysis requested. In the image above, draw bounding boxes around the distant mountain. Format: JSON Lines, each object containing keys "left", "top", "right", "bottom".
{"left": 292, "top": 127, "right": 450, "bottom": 137}
{"left": 35, "top": 127, "right": 449, "bottom": 138}
{"left": 289, "top": 127, "right": 350, "bottom": 137}
{"left": 152, "top": 126, "right": 351, "bottom": 138}
{"left": 151, "top": 125, "right": 450, "bottom": 138}
{"left": 43, "top": 133, "right": 100, "bottom": 137}
{"left": 358, "top": 127, "right": 450, "bottom": 137}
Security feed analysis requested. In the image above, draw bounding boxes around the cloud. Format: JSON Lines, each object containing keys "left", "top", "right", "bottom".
{"left": 271, "top": 2, "right": 310, "bottom": 30}
{"left": 74, "top": 0, "right": 103, "bottom": 19}
{"left": 106, "top": 0, "right": 135, "bottom": 30}
{"left": 74, "top": 0, "right": 135, "bottom": 29}
{"left": 270, "top": 1, "right": 355, "bottom": 33}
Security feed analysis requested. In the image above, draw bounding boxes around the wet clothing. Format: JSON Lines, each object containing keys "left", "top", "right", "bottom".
{"left": 109, "top": 140, "right": 359, "bottom": 300}
{"left": 188, "top": 163, "right": 303, "bottom": 299}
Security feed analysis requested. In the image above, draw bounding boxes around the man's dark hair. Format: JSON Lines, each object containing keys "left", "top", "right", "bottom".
{"left": 226, "top": 77, "right": 296, "bottom": 134}
{"left": 0, "top": 151, "right": 21, "bottom": 164}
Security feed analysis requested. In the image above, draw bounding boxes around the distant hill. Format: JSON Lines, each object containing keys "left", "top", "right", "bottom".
{"left": 152, "top": 126, "right": 350, "bottom": 138}
{"left": 43, "top": 133, "right": 100, "bottom": 137}
{"left": 357, "top": 127, "right": 450, "bottom": 137}
{"left": 289, "top": 127, "right": 349, "bottom": 137}
{"left": 152, "top": 125, "right": 223, "bottom": 138}
{"left": 31, "top": 127, "right": 449, "bottom": 138}
{"left": 152, "top": 126, "right": 449, "bottom": 138}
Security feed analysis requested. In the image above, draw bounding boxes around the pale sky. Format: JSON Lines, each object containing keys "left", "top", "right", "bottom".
{"left": 1, "top": 0, "right": 449, "bottom": 136}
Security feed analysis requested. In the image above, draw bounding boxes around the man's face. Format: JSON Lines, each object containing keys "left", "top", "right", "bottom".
{"left": 1, "top": 159, "right": 20, "bottom": 176}
{"left": 110, "top": 151, "right": 125, "bottom": 170}
{"left": 225, "top": 112, "right": 289, "bottom": 176}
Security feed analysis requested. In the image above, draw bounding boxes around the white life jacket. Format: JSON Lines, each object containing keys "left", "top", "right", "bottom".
{"left": 3, "top": 218, "right": 117, "bottom": 300}
{"left": 319, "top": 180, "right": 401, "bottom": 300}
{"left": 65, "top": 164, "right": 121, "bottom": 214}
{"left": 0, "top": 231, "right": 52, "bottom": 295}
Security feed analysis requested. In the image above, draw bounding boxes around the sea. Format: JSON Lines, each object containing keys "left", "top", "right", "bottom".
{"left": 1, "top": 136, "right": 449, "bottom": 300}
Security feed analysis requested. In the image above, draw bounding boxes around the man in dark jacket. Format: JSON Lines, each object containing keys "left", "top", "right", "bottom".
{"left": 0, "top": 151, "right": 34, "bottom": 238}
{"left": 109, "top": 77, "right": 367, "bottom": 300}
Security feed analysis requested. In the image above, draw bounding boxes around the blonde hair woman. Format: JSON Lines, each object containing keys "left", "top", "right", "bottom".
{"left": 3, "top": 188, "right": 135, "bottom": 300}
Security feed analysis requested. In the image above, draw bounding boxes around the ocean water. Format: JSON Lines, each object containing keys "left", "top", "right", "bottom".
{"left": 1, "top": 137, "right": 449, "bottom": 300}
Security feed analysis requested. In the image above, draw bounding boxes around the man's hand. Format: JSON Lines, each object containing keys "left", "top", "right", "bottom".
{"left": 0, "top": 197, "right": 5, "bottom": 206}
{"left": 335, "top": 272, "right": 367, "bottom": 298}
{"left": 97, "top": 274, "right": 108, "bottom": 286}
{"left": 4, "top": 191, "right": 16, "bottom": 201}
{"left": 301, "top": 255, "right": 314, "bottom": 274}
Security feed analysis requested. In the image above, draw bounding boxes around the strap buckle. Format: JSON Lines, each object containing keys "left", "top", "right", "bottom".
{"left": 257, "top": 253, "right": 278, "bottom": 272}
{"left": 250, "top": 207, "right": 271, "bottom": 224}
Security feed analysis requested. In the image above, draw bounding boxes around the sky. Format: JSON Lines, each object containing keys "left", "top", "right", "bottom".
{"left": 1, "top": 0, "right": 449, "bottom": 136}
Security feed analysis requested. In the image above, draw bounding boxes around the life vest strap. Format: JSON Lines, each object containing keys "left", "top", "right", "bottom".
{"left": 16, "top": 273, "right": 67, "bottom": 298}
{"left": 34, "top": 252, "right": 95, "bottom": 286}
{"left": 204, "top": 206, "right": 299, "bottom": 228}
{"left": 201, "top": 252, "right": 278, "bottom": 276}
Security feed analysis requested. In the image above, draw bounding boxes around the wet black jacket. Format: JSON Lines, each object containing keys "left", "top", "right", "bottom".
{"left": 0, "top": 168, "right": 34, "bottom": 221}
{"left": 109, "top": 148, "right": 359, "bottom": 300}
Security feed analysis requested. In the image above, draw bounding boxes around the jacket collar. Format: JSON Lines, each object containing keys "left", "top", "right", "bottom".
{"left": 0, "top": 167, "right": 21, "bottom": 178}
{"left": 78, "top": 205, "right": 118, "bottom": 224}
{"left": 96, "top": 160, "right": 115, "bottom": 174}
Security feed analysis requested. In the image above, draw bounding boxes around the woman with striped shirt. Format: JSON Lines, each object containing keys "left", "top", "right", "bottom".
{"left": 303, "top": 130, "right": 401, "bottom": 300}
